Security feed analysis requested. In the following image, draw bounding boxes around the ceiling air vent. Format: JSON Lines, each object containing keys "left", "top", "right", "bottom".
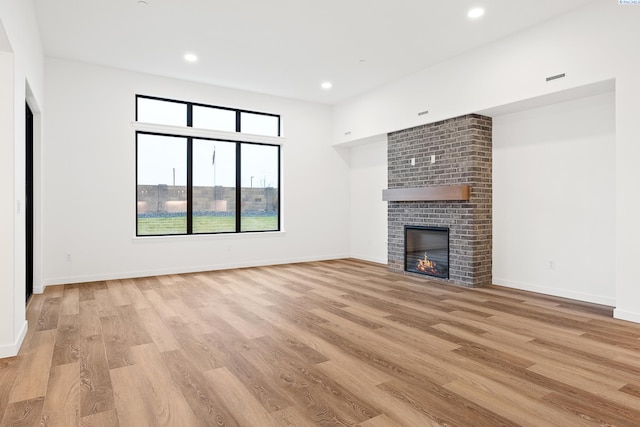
{"left": 546, "top": 73, "right": 566, "bottom": 82}
{"left": 418, "top": 110, "right": 429, "bottom": 116}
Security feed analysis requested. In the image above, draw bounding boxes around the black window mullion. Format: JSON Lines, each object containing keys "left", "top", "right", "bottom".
{"left": 277, "top": 145, "right": 281, "bottom": 230}
{"left": 187, "top": 103, "right": 193, "bottom": 127}
{"left": 236, "top": 142, "right": 241, "bottom": 232}
{"left": 187, "top": 137, "right": 193, "bottom": 234}
{"left": 186, "top": 105, "right": 193, "bottom": 234}
{"left": 235, "top": 111, "right": 241, "bottom": 232}
{"left": 135, "top": 132, "right": 140, "bottom": 235}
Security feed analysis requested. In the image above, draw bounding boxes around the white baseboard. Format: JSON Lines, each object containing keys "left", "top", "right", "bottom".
{"left": 0, "top": 320, "right": 28, "bottom": 358}
{"left": 349, "top": 253, "right": 387, "bottom": 265}
{"left": 41, "top": 253, "right": 351, "bottom": 288}
{"left": 613, "top": 308, "right": 640, "bottom": 324}
{"left": 492, "top": 278, "right": 616, "bottom": 307}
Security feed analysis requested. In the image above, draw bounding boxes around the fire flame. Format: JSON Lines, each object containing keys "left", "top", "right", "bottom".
{"left": 416, "top": 252, "right": 439, "bottom": 275}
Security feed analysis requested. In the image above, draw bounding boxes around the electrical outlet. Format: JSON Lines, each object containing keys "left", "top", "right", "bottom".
{"left": 65, "top": 253, "right": 72, "bottom": 261}
{"left": 548, "top": 260, "right": 555, "bottom": 270}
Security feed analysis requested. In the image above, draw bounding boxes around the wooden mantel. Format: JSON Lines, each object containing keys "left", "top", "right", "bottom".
{"left": 382, "top": 185, "right": 471, "bottom": 202}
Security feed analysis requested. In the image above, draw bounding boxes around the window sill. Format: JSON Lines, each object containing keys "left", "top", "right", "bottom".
{"left": 132, "top": 121, "right": 285, "bottom": 145}
{"left": 131, "top": 230, "right": 287, "bottom": 243}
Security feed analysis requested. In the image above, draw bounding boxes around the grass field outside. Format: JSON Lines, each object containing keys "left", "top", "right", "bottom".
{"left": 137, "top": 215, "right": 278, "bottom": 235}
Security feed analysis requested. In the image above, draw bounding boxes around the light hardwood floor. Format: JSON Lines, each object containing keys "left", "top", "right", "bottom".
{"left": 1, "top": 259, "right": 640, "bottom": 426}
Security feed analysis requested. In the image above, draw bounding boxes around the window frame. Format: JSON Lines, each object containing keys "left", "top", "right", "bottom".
{"left": 135, "top": 95, "right": 282, "bottom": 237}
{"left": 135, "top": 94, "right": 281, "bottom": 137}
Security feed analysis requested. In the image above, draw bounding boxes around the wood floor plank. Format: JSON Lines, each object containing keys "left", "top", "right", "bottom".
{"left": 99, "top": 316, "right": 133, "bottom": 370}
{"left": 121, "top": 279, "right": 150, "bottom": 310}
{"left": 249, "top": 335, "right": 381, "bottom": 424}
{"left": 105, "top": 280, "right": 131, "bottom": 307}
{"left": 111, "top": 344, "right": 200, "bottom": 427}
{"left": 35, "top": 297, "right": 62, "bottom": 331}
{"left": 269, "top": 406, "right": 317, "bottom": 427}
{"left": 135, "top": 307, "right": 180, "bottom": 352}
{"left": 443, "top": 372, "right": 596, "bottom": 427}
{"left": 316, "top": 360, "right": 441, "bottom": 427}
{"left": 109, "top": 365, "right": 155, "bottom": 426}
{"left": 0, "top": 357, "right": 20, "bottom": 421}
{"left": 78, "top": 282, "right": 108, "bottom": 303}
{"left": 7, "top": 259, "right": 640, "bottom": 426}
{"left": 60, "top": 287, "right": 79, "bottom": 316}
{"left": 0, "top": 397, "right": 44, "bottom": 427}
{"left": 114, "top": 305, "right": 153, "bottom": 346}
{"left": 163, "top": 316, "right": 223, "bottom": 372}
{"left": 51, "top": 314, "right": 80, "bottom": 366}
{"left": 78, "top": 300, "right": 103, "bottom": 338}
{"left": 80, "top": 409, "right": 119, "bottom": 426}
{"left": 8, "top": 330, "right": 56, "bottom": 403}
{"left": 240, "top": 298, "right": 394, "bottom": 386}
{"left": 79, "top": 335, "right": 115, "bottom": 417}
{"left": 211, "top": 338, "right": 293, "bottom": 413}
{"left": 378, "top": 379, "right": 518, "bottom": 427}
{"left": 141, "top": 288, "right": 177, "bottom": 318}
{"left": 161, "top": 349, "right": 242, "bottom": 426}
{"left": 41, "top": 362, "right": 81, "bottom": 427}
{"left": 358, "top": 414, "right": 404, "bottom": 427}
{"left": 528, "top": 361, "right": 639, "bottom": 406}
{"left": 429, "top": 323, "right": 536, "bottom": 368}
{"left": 165, "top": 299, "right": 215, "bottom": 336}
{"left": 130, "top": 343, "right": 201, "bottom": 425}
{"left": 242, "top": 345, "right": 368, "bottom": 425}
{"left": 541, "top": 391, "right": 640, "bottom": 426}
{"left": 316, "top": 309, "right": 460, "bottom": 386}
{"left": 214, "top": 303, "right": 270, "bottom": 340}
{"left": 203, "top": 367, "right": 279, "bottom": 427}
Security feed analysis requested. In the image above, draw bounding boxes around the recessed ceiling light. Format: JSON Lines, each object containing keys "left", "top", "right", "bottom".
{"left": 137, "top": 0, "right": 148, "bottom": 5}
{"left": 321, "top": 81, "right": 333, "bottom": 90}
{"left": 468, "top": 7, "right": 485, "bottom": 19}
{"left": 184, "top": 53, "right": 198, "bottom": 63}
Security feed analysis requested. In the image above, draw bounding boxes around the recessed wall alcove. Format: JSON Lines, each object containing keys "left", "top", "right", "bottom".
{"left": 386, "top": 114, "right": 492, "bottom": 287}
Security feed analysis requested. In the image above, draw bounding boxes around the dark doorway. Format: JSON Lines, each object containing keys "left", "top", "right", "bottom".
{"left": 26, "top": 103, "right": 33, "bottom": 303}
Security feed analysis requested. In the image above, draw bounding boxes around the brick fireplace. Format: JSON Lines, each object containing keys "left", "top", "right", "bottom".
{"left": 386, "top": 114, "right": 492, "bottom": 287}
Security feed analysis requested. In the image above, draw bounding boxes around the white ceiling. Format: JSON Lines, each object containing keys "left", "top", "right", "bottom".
{"left": 33, "top": 0, "right": 596, "bottom": 104}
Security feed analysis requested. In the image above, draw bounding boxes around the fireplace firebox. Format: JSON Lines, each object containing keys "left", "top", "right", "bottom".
{"left": 405, "top": 226, "right": 449, "bottom": 279}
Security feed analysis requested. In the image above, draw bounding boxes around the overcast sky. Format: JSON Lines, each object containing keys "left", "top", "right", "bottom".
{"left": 137, "top": 134, "right": 278, "bottom": 188}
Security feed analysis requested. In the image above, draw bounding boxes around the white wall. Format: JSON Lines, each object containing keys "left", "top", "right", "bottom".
{"left": 348, "top": 137, "right": 388, "bottom": 264}
{"left": 42, "top": 58, "right": 350, "bottom": 286}
{"left": 0, "top": 47, "right": 17, "bottom": 358}
{"left": 0, "top": 0, "right": 44, "bottom": 357}
{"left": 333, "top": 1, "right": 626, "bottom": 145}
{"left": 336, "top": 1, "right": 640, "bottom": 322}
{"left": 493, "top": 92, "right": 616, "bottom": 305}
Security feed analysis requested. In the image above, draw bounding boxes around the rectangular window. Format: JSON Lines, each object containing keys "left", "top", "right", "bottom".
{"left": 193, "top": 106, "right": 236, "bottom": 132}
{"left": 135, "top": 95, "right": 281, "bottom": 236}
{"left": 136, "top": 97, "right": 187, "bottom": 127}
{"left": 137, "top": 134, "right": 188, "bottom": 235}
{"left": 240, "top": 143, "right": 279, "bottom": 232}
{"left": 192, "top": 139, "right": 237, "bottom": 233}
{"left": 240, "top": 111, "right": 280, "bottom": 137}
